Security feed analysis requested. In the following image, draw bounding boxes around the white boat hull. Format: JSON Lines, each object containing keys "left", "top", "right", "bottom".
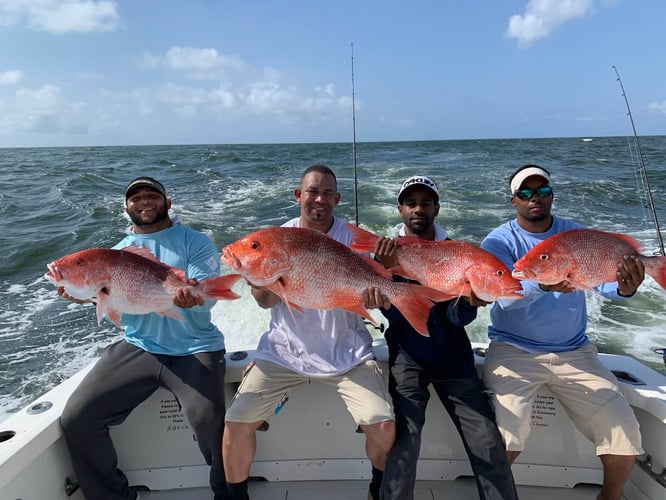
{"left": 1, "top": 341, "right": 664, "bottom": 499}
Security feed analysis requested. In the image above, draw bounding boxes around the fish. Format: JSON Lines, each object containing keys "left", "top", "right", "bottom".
{"left": 45, "top": 246, "right": 242, "bottom": 327}
{"left": 346, "top": 225, "right": 523, "bottom": 302}
{"left": 220, "top": 226, "right": 452, "bottom": 336}
{"left": 512, "top": 228, "right": 666, "bottom": 290}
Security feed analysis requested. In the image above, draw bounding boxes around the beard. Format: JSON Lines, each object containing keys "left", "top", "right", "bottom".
{"left": 128, "top": 204, "right": 169, "bottom": 227}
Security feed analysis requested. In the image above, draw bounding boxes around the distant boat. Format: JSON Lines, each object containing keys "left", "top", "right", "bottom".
{"left": 582, "top": 138, "right": 593, "bottom": 142}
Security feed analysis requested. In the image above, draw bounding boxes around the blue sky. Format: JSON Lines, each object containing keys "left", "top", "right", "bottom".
{"left": 0, "top": 0, "right": 664, "bottom": 147}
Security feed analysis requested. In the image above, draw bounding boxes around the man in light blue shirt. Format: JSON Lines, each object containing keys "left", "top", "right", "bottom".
{"left": 60, "top": 177, "right": 229, "bottom": 500}
{"left": 481, "top": 165, "right": 645, "bottom": 500}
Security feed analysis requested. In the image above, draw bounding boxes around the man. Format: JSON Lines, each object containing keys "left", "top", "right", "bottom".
{"left": 222, "top": 165, "right": 395, "bottom": 500}
{"left": 481, "top": 164, "right": 645, "bottom": 500}
{"left": 60, "top": 176, "right": 228, "bottom": 500}
{"left": 368, "top": 175, "right": 517, "bottom": 500}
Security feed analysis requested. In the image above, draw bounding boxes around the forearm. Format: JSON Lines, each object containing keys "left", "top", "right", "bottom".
{"left": 250, "top": 284, "right": 280, "bottom": 308}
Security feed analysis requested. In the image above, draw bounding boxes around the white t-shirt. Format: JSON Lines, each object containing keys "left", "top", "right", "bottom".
{"left": 254, "top": 217, "right": 375, "bottom": 376}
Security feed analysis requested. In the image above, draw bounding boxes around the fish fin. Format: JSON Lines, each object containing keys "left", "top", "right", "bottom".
{"left": 641, "top": 255, "right": 666, "bottom": 290}
{"left": 346, "top": 224, "right": 379, "bottom": 253}
{"left": 285, "top": 301, "right": 305, "bottom": 314}
{"left": 199, "top": 273, "right": 243, "bottom": 300}
{"left": 268, "top": 278, "right": 305, "bottom": 321}
{"left": 95, "top": 292, "right": 123, "bottom": 327}
{"left": 390, "top": 283, "right": 454, "bottom": 336}
{"left": 159, "top": 308, "right": 185, "bottom": 322}
{"left": 120, "top": 245, "right": 162, "bottom": 263}
{"left": 344, "top": 303, "right": 380, "bottom": 327}
{"left": 419, "top": 284, "right": 456, "bottom": 303}
{"left": 106, "top": 309, "right": 123, "bottom": 327}
{"left": 281, "top": 298, "right": 305, "bottom": 324}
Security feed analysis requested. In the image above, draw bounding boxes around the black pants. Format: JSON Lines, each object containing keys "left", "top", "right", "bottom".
{"left": 61, "top": 340, "right": 227, "bottom": 500}
{"left": 380, "top": 348, "right": 518, "bottom": 500}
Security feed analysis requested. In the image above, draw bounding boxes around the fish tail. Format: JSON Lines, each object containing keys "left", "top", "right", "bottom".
{"left": 390, "top": 283, "right": 452, "bottom": 336}
{"left": 643, "top": 256, "right": 666, "bottom": 290}
{"left": 200, "top": 273, "right": 243, "bottom": 300}
{"left": 346, "top": 224, "right": 379, "bottom": 253}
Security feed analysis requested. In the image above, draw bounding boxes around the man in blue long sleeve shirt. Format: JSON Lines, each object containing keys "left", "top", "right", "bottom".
{"left": 481, "top": 165, "right": 644, "bottom": 500}
{"left": 368, "top": 176, "right": 517, "bottom": 500}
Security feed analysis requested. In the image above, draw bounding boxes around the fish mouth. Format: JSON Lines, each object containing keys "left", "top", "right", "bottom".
{"left": 221, "top": 247, "right": 241, "bottom": 270}
{"left": 511, "top": 269, "right": 532, "bottom": 280}
{"left": 44, "top": 262, "right": 62, "bottom": 283}
{"left": 501, "top": 288, "right": 524, "bottom": 299}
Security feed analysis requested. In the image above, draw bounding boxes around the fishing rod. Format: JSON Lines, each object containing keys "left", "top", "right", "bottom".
{"left": 351, "top": 43, "right": 359, "bottom": 226}
{"left": 351, "top": 44, "right": 383, "bottom": 333}
{"left": 613, "top": 65, "right": 665, "bottom": 256}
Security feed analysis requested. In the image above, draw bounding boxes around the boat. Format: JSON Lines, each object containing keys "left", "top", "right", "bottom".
{"left": 581, "top": 138, "right": 593, "bottom": 142}
{"left": 1, "top": 334, "right": 665, "bottom": 499}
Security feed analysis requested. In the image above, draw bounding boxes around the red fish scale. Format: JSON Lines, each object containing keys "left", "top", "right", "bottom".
{"left": 224, "top": 227, "right": 431, "bottom": 310}
{"left": 394, "top": 239, "right": 521, "bottom": 301}
{"left": 515, "top": 229, "right": 643, "bottom": 288}
{"left": 54, "top": 249, "right": 185, "bottom": 315}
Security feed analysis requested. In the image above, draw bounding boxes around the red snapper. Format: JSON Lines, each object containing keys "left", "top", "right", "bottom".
{"left": 45, "top": 246, "right": 242, "bottom": 327}
{"left": 220, "top": 226, "right": 451, "bottom": 336}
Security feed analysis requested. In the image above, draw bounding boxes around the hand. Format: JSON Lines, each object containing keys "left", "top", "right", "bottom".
{"left": 173, "top": 279, "right": 205, "bottom": 308}
{"left": 462, "top": 291, "right": 491, "bottom": 307}
{"left": 374, "top": 237, "right": 399, "bottom": 269}
{"left": 616, "top": 255, "right": 645, "bottom": 297}
{"left": 57, "top": 285, "right": 93, "bottom": 305}
{"left": 362, "top": 286, "right": 391, "bottom": 310}
{"left": 247, "top": 279, "right": 281, "bottom": 308}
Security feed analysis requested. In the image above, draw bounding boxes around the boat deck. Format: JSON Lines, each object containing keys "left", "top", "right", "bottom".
{"left": 138, "top": 479, "right": 607, "bottom": 499}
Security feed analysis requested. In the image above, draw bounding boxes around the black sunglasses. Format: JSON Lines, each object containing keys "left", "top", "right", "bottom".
{"left": 514, "top": 186, "right": 553, "bottom": 200}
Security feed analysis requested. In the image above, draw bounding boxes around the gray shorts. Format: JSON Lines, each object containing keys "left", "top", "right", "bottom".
{"left": 483, "top": 342, "right": 643, "bottom": 456}
{"left": 225, "top": 358, "right": 394, "bottom": 428}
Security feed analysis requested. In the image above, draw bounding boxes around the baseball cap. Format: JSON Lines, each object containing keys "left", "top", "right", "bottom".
{"left": 124, "top": 176, "right": 167, "bottom": 199}
{"left": 509, "top": 166, "right": 550, "bottom": 194}
{"left": 397, "top": 175, "right": 439, "bottom": 203}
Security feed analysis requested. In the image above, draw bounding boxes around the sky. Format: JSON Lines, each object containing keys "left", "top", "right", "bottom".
{"left": 0, "top": 0, "right": 665, "bottom": 147}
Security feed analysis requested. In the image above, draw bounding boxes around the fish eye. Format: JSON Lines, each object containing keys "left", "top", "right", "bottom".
{"left": 250, "top": 241, "right": 260, "bottom": 250}
{"left": 76, "top": 258, "right": 83, "bottom": 265}
{"left": 539, "top": 254, "right": 548, "bottom": 261}
{"left": 496, "top": 270, "right": 504, "bottom": 276}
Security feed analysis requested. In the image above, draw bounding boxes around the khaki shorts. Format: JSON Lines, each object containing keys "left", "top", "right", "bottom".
{"left": 225, "top": 358, "right": 394, "bottom": 428}
{"left": 482, "top": 342, "right": 643, "bottom": 456}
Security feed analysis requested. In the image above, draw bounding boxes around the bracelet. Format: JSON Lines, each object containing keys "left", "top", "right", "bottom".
{"left": 617, "top": 288, "right": 636, "bottom": 298}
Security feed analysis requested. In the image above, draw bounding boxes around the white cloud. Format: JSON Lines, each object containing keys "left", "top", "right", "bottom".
{"left": 506, "top": 0, "right": 595, "bottom": 47}
{"left": 0, "top": 69, "right": 23, "bottom": 85}
{"left": 139, "top": 46, "right": 248, "bottom": 80}
{"left": 0, "top": 0, "right": 120, "bottom": 33}
{"left": 647, "top": 101, "right": 666, "bottom": 114}
{"left": 15, "top": 84, "right": 61, "bottom": 115}
{"left": 0, "top": 83, "right": 91, "bottom": 135}
{"left": 134, "top": 47, "right": 349, "bottom": 120}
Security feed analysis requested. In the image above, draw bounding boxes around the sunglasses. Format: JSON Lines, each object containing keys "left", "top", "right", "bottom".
{"left": 514, "top": 186, "right": 553, "bottom": 200}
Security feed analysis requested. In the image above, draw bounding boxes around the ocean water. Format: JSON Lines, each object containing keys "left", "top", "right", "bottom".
{"left": 1, "top": 137, "right": 666, "bottom": 422}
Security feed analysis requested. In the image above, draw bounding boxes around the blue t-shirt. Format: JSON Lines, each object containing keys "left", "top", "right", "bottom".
{"left": 481, "top": 216, "right": 625, "bottom": 353}
{"left": 113, "top": 223, "right": 225, "bottom": 355}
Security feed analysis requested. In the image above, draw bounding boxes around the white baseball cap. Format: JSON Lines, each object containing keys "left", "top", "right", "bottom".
{"left": 510, "top": 166, "right": 550, "bottom": 193}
